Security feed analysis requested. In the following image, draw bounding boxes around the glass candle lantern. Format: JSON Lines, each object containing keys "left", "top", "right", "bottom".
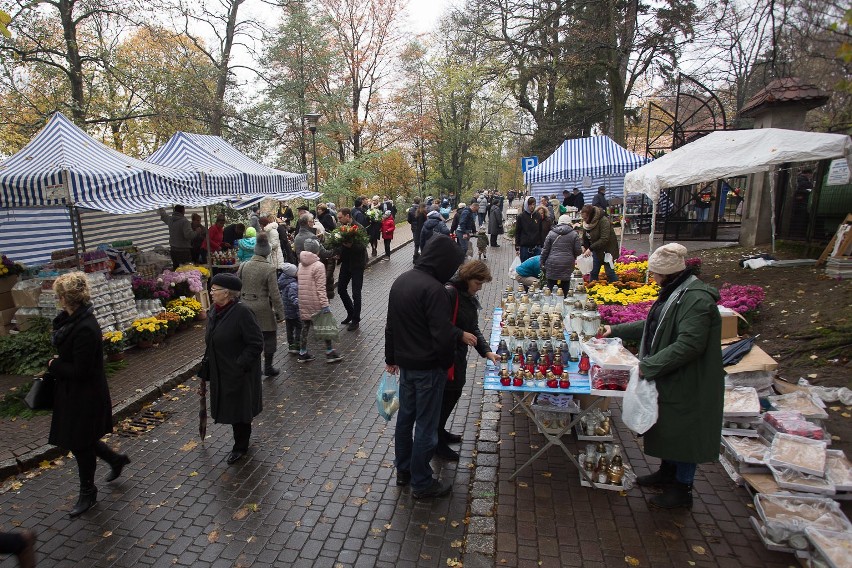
{"left": 581, "top": 311, "right": 599, "bottom": 336}
{"left": 571, "top": 313, "right": 585, "bottom": 334}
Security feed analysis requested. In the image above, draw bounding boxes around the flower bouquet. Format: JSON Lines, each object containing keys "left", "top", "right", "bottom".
{"left": 0, "top": 254, "right": 26, "bottom": 278}
{"left": 160, "top": 269, "right": 204, "bottom": 298}
{"left": 167, "top": 297, "right": 202, "bottom": 316}
{"left": 103, "top": 330, "right": 126, "bottom": 360}
{"left": 167, "top": 305, "right": 196, "bottom": 327}
{"left": 176, "top": 264, "right": 211, "bottom": 279}
{"left": 366, "top": 207, "right": 382, "bottom": 223}
{"left": 128, "top": 317, "right": 167, "bottom": 347}
{"left": 325, "top": 224, "right": 370, "bottom": 249}
{"left": 131, "top": 277, "right": 171, "bottom": 302}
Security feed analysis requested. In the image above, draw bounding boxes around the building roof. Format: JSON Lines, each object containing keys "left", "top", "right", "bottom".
{"left": 739, "top": 77, "right": 830, "bottom": 117}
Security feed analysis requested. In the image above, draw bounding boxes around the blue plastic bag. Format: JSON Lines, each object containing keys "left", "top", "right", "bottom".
{"left": 376, "top": 372, "right": 400, "bottom": 421}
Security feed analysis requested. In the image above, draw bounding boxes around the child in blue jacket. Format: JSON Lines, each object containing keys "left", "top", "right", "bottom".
{"left": 277, "top": 263, "right": 302, "bottom": 354}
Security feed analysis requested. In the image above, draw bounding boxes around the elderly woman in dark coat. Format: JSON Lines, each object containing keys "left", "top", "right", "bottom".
{"left": 540, "top": 214, "right": 582, "bottom": 295}
{"left": 486, "top": 199, "right": 503, "bottom": 247}
{"left": 49, "top": 272, "right": 130, "bottom": 518}
{"left": 437, "top": 261, "right": 501, "bottom": 460}
{"left": 603, "top": 243, "right": 724, "bottom": 509}
{"left": 204, "top": 273, "right": 264, "bottom": 465}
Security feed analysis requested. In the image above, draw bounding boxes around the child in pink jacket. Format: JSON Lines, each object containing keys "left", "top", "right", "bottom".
{"left": 381, "top": 210, "right": 395, "bottom": 261}
{"left": 297, "top": 240, "right": 343, "bottom": 363}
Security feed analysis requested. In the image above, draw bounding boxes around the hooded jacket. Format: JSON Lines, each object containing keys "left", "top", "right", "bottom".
{"left": 158, "top": 209, "right": 195, "bottom": 250}
{"left": 297, "top": 250, "right": 328, "bottom": 320}
{"left": 540, "top": 223, "right": 583, "bottom": 281}
{"left": 262, "top": 221, "right": 286, "bottom": 269}
{"left": 610, "top": 274, "right": 724, "bottom": 463}
{"left": 584, "top": 206, "right": 619, "bottom": 260}
{"left": 237, "top": 236, "right": 257, "bottom": 262}
{"left": 385, "top": 235, "right": 464, "bottom": 370}
{"left": 277, "top": 264, "right": 300, "bottom": 320}
{"left": 420, "top": 210, "right": 450, "bottom": 249}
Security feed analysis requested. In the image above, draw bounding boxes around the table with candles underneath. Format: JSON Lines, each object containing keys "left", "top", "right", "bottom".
{"left": 484, "top": 284, "right": 638, "bottom": 491}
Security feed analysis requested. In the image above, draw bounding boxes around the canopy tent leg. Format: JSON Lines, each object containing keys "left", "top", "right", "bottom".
{"left": 768, "top": 172, "right": 776, "bottom": 254}
{"left": 203, "top": 205, "right": 212, "bottom": 272}
{"left": 646, "top": 202, "right": 658, "bottom": 283}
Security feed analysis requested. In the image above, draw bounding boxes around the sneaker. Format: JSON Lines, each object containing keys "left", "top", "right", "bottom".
{"left": 346, "top": 321, "right": 359, "bottom": 331}
{"left": 382, "top": 256, "right": 390, "bottom": 261}
{"left": 297, "top": 352, "right": 315, "bottom": 363}
{"left": 412, "top": 479, "right": 452, "bottom": 499}
{"left": 325, "top": 350, "right": 343, "bottom": 364}
{"left": 288, "top": 344, "right": 300, "bottom": 355}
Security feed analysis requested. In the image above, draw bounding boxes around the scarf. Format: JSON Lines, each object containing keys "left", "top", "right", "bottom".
{"left": 582, "top": 207, "right": 603, "bottom": 231}
{"left": 52, "top": 303, "right": 94, "bottom": 347}
{"left": 214, "top": 300, "right": 236, "bottom": 314}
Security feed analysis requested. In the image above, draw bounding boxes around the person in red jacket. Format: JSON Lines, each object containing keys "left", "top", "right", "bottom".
{"left": 201, "top": 214, "right": 230, "bottom": 258}
{"left": 381, "top": 210, "right": 395, "bottom": 261}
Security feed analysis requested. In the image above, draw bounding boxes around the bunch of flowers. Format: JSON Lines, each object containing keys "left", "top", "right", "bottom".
{"left": 160, "top": 269, "right": 204, "bottom": 298}
{"left": 614, "top": 260, "right": 648, "bottom": 282}
{"left": 128, "top": 317, "right": 166, "bottom": 343}
{"left": 167, "top": 297, "right": 202, "bottom": 316}
{"left": 586, "top": 281, "right": 660, "bottom": 306}
{"left": 155, "top": 310, "right": 181, "bottom": 331}
{"left": 324, "top": 224, "right": 370, "bottom": 249}
{"left": 102, "top": 331, "right": 125, "bottom": 354}
{"left": 686, "top": 257, "right": 702, "bottom": 275}
{"left": 167, "top": 305, "right": 196, "bottom": 323}
{"left": 366, "top": 207, "right": 383, "bottom": 223}
{"left": 598, "top": 302, "right": 655, "bottom": 325}
{"left": 0, "top": 254, "right": 25, "bottom": 278}
{"left": 176, "top": 264, "right": 211, "bottom": 279}
{"left": 717, "top": 283, "right": 765, "bottom": 316}
{"left": 617, "top": 249, "right": 648, "bottom": 263}
{"left": 131, "top": 277, "right": 171, "bottom": 302}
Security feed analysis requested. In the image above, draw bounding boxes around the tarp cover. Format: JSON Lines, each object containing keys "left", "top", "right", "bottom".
{"left": 0, "top": 112, "right": 207, "bottom": 213}
{"left": 147, "top": 132, "right": 308, "bottom": 196}
{"left": 524, "top": 135, "right": 650, "bottom": 185}
{"left": 624, "top": 128, "right": 852, "bottom": 202}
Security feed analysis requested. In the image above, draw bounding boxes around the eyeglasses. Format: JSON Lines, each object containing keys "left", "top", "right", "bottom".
{"left": 209, "top": 287, "right": 226, "bottom": 294}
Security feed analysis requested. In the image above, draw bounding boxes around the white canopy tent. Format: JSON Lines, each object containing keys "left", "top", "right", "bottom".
{"left": 622, "top": 128, "right": 852, "bottom": 253}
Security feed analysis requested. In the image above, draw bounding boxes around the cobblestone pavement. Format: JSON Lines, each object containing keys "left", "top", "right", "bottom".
{"left": 0, "top": 215, "right": 815, "bottom": 567}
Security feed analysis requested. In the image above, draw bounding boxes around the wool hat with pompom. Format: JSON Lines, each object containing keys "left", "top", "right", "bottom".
{"left": 244, "top": 227, "right": 257, "bottom": 238}
{"left": 648, "top": 243, "right": 688, "bottom": 275}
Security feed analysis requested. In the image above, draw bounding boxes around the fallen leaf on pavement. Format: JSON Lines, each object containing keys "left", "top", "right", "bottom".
{"left": 692, "top": 545, "right": 706, "bottom": 555}
{"left": 450, "top": 540, "right": 462, "bottom": 548}
{"left": 208, "top": 530, "right": 219, "bottom": 543}
{"left": 517, "top": 481, "right": 528, "bottom": 488}
{"left": 180, "top": 440, "right": 198, "bottom": 451}
{"left": 541, "top": 472, "right": 552, "bottom": 478}
{"left": 446, "top": 559, "right": 462, "bottom": 567}
{"left": 624, "top": 556, "right": 640, "bottom": 566}
{"left": 355, "top": 450, "right": 368, "bottom": 459}
{"left": 102, "top": 531, "right": 112, "bottom": 538}
{"left": 189, "top": 471, "right": 198, "bottom": 477}
{"left": 450, "top": 521, "right": 460, "bottom": 528}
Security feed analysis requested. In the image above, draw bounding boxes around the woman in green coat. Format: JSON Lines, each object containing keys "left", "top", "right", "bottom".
{"left": 580, "top": 205, "right": 620, "bottom": 282}
{"left": 603, "top": 243, "right": 724, "bottom": 509}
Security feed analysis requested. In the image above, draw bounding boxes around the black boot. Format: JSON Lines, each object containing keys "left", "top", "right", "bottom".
{"left": 69, "top": 485, "right": 97, "bottom": 518}
{"left": 264, "top": 355, "right": 279, "bottom": 377}
{"left": 104, "top": 454, "right": 130, "bottom": 482}
{"left": 649, "top": 482, "right": 693, "bottom": 509}
{"left": 637, "top": 462, "right": 677, "bottom": 487}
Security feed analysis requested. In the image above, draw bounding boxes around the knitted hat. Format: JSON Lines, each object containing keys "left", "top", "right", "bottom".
{"left": 558, "top": 214, "right": 572, "bottom": 225}
{"left": 254, "top": 234, "right": 271, "bottom": 257}
{"left": 303, "top": 238, "right": 321, "bottom": 254}
{"left": 211, "top": 273, "right": 241, "bottom": 291}
{"left": 244, "top": 227, "right": 257, "bottom": 238}
{"left": 281, "top": 263, "right": 297, "bottom": 277}
{"left": 383, "top": 210, "right": 392, "bottom": 218}
{"left": 648, "top": 243, "right": 688, "bottom": 275}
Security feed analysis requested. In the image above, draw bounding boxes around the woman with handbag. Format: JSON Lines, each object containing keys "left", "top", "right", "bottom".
{"left": 540, "top": 214, "right": 583, "bottom": 296}
{"left": 438, "top": 261, "right": 500, "bottom": 460}
{"left": 296, "top": 239, "right": 343, "bottom": 364}
{"left": 204, "top": 273, "right": 265, "bottom": 465}
{"left": 48, "top": 272, "right": 130, "bottom": 518}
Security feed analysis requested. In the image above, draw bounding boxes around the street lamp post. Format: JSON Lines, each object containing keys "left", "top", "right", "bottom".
{"left": 304, "top": 113, "right": 321, "bottom": 195}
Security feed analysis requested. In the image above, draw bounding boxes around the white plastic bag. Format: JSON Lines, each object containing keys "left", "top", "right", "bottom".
{"left": 576, "top": 254, "right": 593, "bottom": 275}
{"left": 622, "top": 366, "right": 658, "bottom": 434}
{"left": 509, "top": 255, "right": 521, "bottom": 272}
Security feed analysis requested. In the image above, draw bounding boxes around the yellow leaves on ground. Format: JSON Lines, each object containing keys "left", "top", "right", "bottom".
{"left": 450, "top": 539, "right": 463, "bottom": 548}
{"left": 208, "top": 530, "right": 219, "bottom": 543}
{"left": 189, "top": 471, "right": 198, "bottom": 477}
{"left": 180, "top": 440, "right": 198, "bottom": 451}
{"left": 541, "top": 472, "right": 552, "bottom": 478}
{"left": 446, "top": 558, "right": 463, "bottom": 567}
{"left": 369, "top": 527, "right": 383, "bottom": 537}
{"left": 450, "top": 520, "right": 460, "bottom": 528}
{"left": 624, "top": 556, "right": 640, "bottom": 566}
{"left": 232, "top": 503, "right": 259, "bottom": 520}
{"left": 517, "top": 481, "right": 529, "bottom": 488}
{"left": 691, "top": 545, "right": 706, "bottom": 555}
{"left": 354, "top": 449, "right": 368, "bottom": 459}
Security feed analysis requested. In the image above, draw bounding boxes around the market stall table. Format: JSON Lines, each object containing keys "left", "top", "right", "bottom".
{"left": 484, "top": 308, "right": 627, "bottom": 485}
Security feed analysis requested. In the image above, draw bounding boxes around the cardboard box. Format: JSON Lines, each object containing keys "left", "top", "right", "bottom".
{"left": 718, "top": 306, "right": 741, "bottom": 340}
{"left": 576, "top": 394, "right": 610, "bottom": 412}
{"left": 0, "top": 292, "right": 12, "bottom": 311}
{"left": 724, "top": 344, "right": 778, "bottom": 374}
{"left": 10, "top": 281, "right": 41, "bottom": 308}
{"left": 0, "top": 307, "right": 15, "bottom": 325}
{"left": 0, "top": 275, "right": 18, "bottom": 294}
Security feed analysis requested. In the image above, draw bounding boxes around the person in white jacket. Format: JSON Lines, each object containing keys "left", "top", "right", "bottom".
{"left": 259, "top": 215, "right": 286, "bottom": 272}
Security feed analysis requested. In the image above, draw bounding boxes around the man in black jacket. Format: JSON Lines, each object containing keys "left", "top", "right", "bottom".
{"left": 336, "top": 208, "right": 368, "bottom": 331}
{"left": 407, "top": 197, "right": 424, "bottom": 260}
{"left": 514, "top": 196, "right": 543, "bottom": 261}
{"left": 385, "top": 235, "right": 474, "bottom": 499}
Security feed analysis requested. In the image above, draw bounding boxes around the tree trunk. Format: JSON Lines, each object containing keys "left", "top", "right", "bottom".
{"left": 210, "top": 0, "right": 244, "bottom": 136}
{"left": 59, "top": 0, "right": 86, "bottom": 126}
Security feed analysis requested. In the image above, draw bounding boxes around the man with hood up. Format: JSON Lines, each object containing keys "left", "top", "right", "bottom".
{"left": 420, "top": 205, "right": 450, "bottom": 250}
{"left": 385, "top": 235, "right": 477, "bottom": 499}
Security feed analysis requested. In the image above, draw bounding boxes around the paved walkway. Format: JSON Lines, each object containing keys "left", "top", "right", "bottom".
{"left": 0, "top": 214, "right": 809, "bottom": 567}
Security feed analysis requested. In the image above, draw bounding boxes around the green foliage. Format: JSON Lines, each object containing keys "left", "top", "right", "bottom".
{"left": 0, "top": 382, "right": 49, "bottom": 420}
{"left": 0, "top": 318, "right": 55, "bottom": 376}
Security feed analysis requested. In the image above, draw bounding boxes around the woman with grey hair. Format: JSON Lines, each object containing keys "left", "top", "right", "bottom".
{"left": 203, "top": 273, "right": 264, "bottom": 465}
{"left": 49, "top": 272, "right": 129, "bottom": 517}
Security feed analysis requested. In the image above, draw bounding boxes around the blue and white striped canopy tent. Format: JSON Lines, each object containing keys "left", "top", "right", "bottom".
{"left": 0, "top": 112, "right": 219, "bottom": 214}
{"left": 147, "top": 132, "right": 309, "bottom": 197}
{"left": 524, "top": 136, "right": 650, "bottom": 202}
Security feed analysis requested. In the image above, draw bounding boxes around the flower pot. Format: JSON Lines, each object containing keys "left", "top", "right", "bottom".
{"left": 107, "top": 352, "right": 125, "bottom": 362}
{"left": 196, "top": 310, "right": 207, "bottom": 321}
{"left": 136, "top": 340, "right": 152, "bottom": 349}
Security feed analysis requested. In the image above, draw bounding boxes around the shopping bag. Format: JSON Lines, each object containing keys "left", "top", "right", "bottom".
{"left": 509, "top": 255, "right": 521, "bottom": 272}
{"left": 25, "top": 373, "right": 55, "bottom": 411}
{"left": 312, "top": 310, "right": 340, "bottom": 342}
{"left": 621, "top": 366, "right": 658, "bottom": 434}
{"left": 576, "top": 254, "right": 593, "bottom": 275}
{"left": 376, "top": 371, "right": 400, "bottom": 421}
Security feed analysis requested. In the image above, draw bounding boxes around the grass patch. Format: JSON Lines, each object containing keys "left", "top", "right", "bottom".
{"left": 0, "top": 382, "right": 50, "bottom": 419}
{"left": 105, "top": 359, "right": 127, "bottom": 376}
